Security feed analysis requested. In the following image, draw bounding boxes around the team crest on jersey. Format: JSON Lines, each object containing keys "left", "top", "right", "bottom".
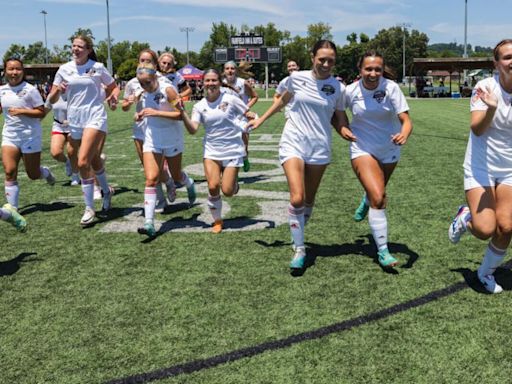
{"left": 153, "top": 92, "right": 165, "bottom": 103}
{"left": 85, "top": 67, "right": 97, "bottom": 76}
{"left": 373, "top": 90, "right": 386, "bottom": 103}
{"left": 218, "top": 102, "right": 229, "bottom": 112}
{"left": 321, "top": 84, "right": 335, "bottom": 96}
{"left": 16, "top": 89, "right": 28, "bottom": 98}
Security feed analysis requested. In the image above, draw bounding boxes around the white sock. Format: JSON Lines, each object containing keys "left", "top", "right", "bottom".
{"left": 304, "top": 204, "right": 314, "bottom": 225}
{"left": 94, "top": 168, "right": 110, "bottom": 194}
{"left": 288, "top": 204, "right": 305, "bottom": 248}
{"left": 5, "top": 181, "right": 19, "bottom": 209}
{"left": 369, "top": 207, "right": 388, "bottom": 251}
{"left": 155, "top": 183, "right": 165, "bottom": 202}
{"left": 81, "top": 178, "right": 95, "bottom": 209}
{"left": 39, "top": 166, "right": 50, "bottom": 180}
{"left": 478, "top": 242, "right": 506, "bottom": 277}
{"left": 144, "top": 187, "right": 157, "bottom": 222}
{"left": 207, "top": 194, "right": 222, "bottom": 221}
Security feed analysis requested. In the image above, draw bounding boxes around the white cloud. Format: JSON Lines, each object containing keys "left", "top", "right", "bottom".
{"left": 150, "top": 0, "right": 287, "bottom": 16}
{"left": 37, "top": 0, "right": 103, "bottom": 5}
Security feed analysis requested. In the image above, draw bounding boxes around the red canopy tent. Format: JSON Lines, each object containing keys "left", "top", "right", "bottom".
{"left": 178, "top": 64, "right": 204, "bottom": 81}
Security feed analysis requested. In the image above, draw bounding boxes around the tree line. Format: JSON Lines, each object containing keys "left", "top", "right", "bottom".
{"left": 2, "top": 23, "right": 493, "bottom": 83}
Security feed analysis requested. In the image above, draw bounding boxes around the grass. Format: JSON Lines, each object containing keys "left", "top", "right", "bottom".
{"left": 1, "top": 98, "right": 512, "bottom": 384}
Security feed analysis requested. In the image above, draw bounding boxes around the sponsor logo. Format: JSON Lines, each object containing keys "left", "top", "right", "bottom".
{"left": 218, "top": 102, "right": 229, "bottom": 112}
{"left": 153, "top": 92, "right": 165, "bottom": 103}
{"left": 321, "top": 84, "right": 335, "bottom": 96}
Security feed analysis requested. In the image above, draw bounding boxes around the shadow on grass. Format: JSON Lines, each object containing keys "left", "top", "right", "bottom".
{"left": 451, "top": 265, "right": 512, "bottom": 294}
{"left": 19, "top": 201, "right": 74, "bottom": 215}
{"left": 0, "top": 252, "right": 37, "bottom": 276}
{"left": 255, "top": 234, "right": 420, "bottom": 276}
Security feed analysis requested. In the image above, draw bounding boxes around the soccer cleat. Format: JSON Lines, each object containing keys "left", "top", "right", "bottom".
{"left": 212, "top": 219, "right": 223, "bottom": 234}
{"left": 448, "top": 205, "right": 470, "bottom": 244}
{"left": 80, "top": 207, "right": 95, "bottom": 227}
{"left": 101, "top": 185, "right": 114, "bottom": 212}
{"left": 353, "top": 196, "right": 369, "bottom": 222}
{"left": 477, "top": 272, "right": 503, "bottom": 294}
{"left": 71, "top": 174, "right": 81, "bottom": 186}
{"left": 243, "top": 157, "right": 250, "bottom": 172}
{"left": 65, "top": 159, "right": 72, "bottom": 177}
{"left": 138, "top": 222, "right": 156, "bottom": 237}
{"left": 155, "top": 199, "right": 168, "bottom": 213}
{"left": 377, "top": 248, "right": 398, "bottom": 267}
{"left": 290, "top": 246, "right": 306, "bottom": 270}
{"left": 186, "top": 179, "right": 196, "bottom": 205}
{"left": 46, "top": 169, "right": 56, "bottom": 186}
{"left": 3, "top": 203, "right": 27, "bottom": 232}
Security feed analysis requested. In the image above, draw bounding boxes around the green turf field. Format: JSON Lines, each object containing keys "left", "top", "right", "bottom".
{"left": 1, "top": 98, "right": 511, "bottom": 384}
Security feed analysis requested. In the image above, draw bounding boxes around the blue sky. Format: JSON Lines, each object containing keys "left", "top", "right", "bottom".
{"left": 0, "top": 0, "right": 507, "bottom": 60}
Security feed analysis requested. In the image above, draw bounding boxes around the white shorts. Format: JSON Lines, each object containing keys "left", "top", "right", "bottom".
{"left": 278, "top": 141, "right": 330, "bottom": 165}
{"left": 51, "top": 121, "right": 71, "bottom": 134}
{"left": 2, "top": 135, "right": 42, "bottom": 154}
{"left": 205, "top": 156, "right": 244, "bottom": 168}
{"left": 350, "top": 141, "right": 401, "bottom": 164}
{"left": 69, "top": 118, "right": 108, "bottom": 140}
{"left": 132, "top": 124, "right": 144, "bottom": 142}
{"left": 464, "top": 166, "right": 512, "bottom": 190}
{"left": 143, "top": 142, "right": 184, "bottom": 157}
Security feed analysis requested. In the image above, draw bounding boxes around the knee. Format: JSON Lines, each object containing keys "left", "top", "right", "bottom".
{"left": 496, "top": 218, "right": 512, "bottom": 237}
{"left": 145, "top": 178, "right": 158, "bottom": 187}
{"left": 222, "top": 185, "right": 235, "bottom": 197}
{"left": 471, "top": 221, "right": 496, "bottom": 240}
{"left": 26, "top": 169, "right": 41, "bottom": 180}
{"left": 208, "top": 183, "right": 220, "bottom": 197}
{"left": 289, "top": 194, "right": 304, "bottom": 208}
{"left": 368, "top": 192, "right": 386, "bottom": 209}
{"left": 78, "top": 158, "right": 90, "bottom": 170}
{"left": 50, "top": 148, "right": 62, "bottom": 160}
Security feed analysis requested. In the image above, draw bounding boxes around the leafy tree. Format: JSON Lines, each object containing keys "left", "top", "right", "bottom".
{"left": 24, "top": 41, "right": 50, "bottom": 64}
{"left": 198, "top": 22, "right": 238, "bottom": 69}
{"left": 3, "top": 44, "right": 26, "bottom": 62}
{"left": 68, "top": 28, "right": 95, "bottom": 43}
{"left": 51, "top": 44, "right": 71, "bottom": 63}
{"left": 116, "top": 58, "right": 138, "bottom": 81}
{"left": 306, "top": 22, "right": 333, "bottom": 50}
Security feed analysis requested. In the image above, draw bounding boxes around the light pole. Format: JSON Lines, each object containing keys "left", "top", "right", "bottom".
{"left": 40, "top": 10, "right": 48, "bottom": 64}
{"left": 105, "top": 0, "right": 113, "bottom": 74}
{"left": 180, "top": 27, "right": 195, "bottom": 65}
{"left": 398, "top": 23, "right": 411, "bottom": 84}
{"left": 463, "top": 0, "right": 468, "bottom": 58}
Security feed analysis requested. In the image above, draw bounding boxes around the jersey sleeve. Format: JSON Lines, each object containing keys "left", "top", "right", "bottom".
{"left": 28, "top": 86, "right": 44, "bottom": 108}
{"left": 335, "top": 83, "right": 347, "bottom": 111}
{"left": 191, "top": 103, "right": 203, "bottom": 124}
{"left": 99, "top": 63, "right": 115, "bottom": 86}
{"left": 230, "top": 94, "right": 248, "bottom": 116}
{"left": 276, "top": 77, "right": 288, "bottom": 95}
{"left": 390, "top": 82, "right": 409, "bottom": 114}
{"left": 53, "top": 67, "right": 65, "bottom": 86}
{"left": 286, "top": 73, "right": 296, "bottom": 95}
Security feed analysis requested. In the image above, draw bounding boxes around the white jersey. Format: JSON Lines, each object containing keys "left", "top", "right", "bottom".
{"left": 0, "top": 81, "right": 44, "bottom": 141}
{"left": 223, "top": 77, "right": 248, "bottom": 104}
{"left": 345, "top": 77, "right": 409, "bottom": 156}
{"left": 191, "top": 93, "right": 247, "bottom": 160}
{"left": 140, "top": 80, "right": 183, "bottom": 149}
{"left": 465, "top": 74, "right": 512, "bottom": 174}
{"left": 276, "top": 76, "right": 293, "bottom": 118}
{"left": 50, "top": 95, "right": 69, "bottom": 133}
{"left": 53, "top": 59, "right": 114, "bottom": 129}
{"left": 280, "top": 70, "right": 346, "bottom": 162}
{"left": 160, "top": 71, "right": 186, "bottom": 90}
{"left": 124, "top": 77, "right": 145, "bottom": 137}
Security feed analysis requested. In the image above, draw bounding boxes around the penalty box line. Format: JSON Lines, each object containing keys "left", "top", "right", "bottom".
{"left": 106, "top": 278, "right": 474, "bottom": 384}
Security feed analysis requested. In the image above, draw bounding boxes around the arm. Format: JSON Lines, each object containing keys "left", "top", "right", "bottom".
{"left": 332, "top": 109, "right": 356, "bottom": 141}
{"left": 48, "top": 83, "right": 66, "bottom": 104}
{"left": 391, "top": 111, "right": 413, "bottom": 145}
{"left": 105, "top": 81, "right": 120, "bottom": 111}
{"left": 8, "top": 105, "right": 45, "bottom": 118}
{"left": 470, "top": 86, "right": 497, "bottom": 136}
{"left": 246, "top": 91, "right": 291, "bottom": 131}
{"left": 179, "top": 108, "right": 200, "bottom": 135}
{"left": 244, "top": 81, "right": 259, "bottom": 109}
{"left": 178, "top": 82, "right": 192, "bottom": 99}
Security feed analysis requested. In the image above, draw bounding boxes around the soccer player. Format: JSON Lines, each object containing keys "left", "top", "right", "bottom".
{"left": 122, "top": 49, "right": 174, "bottom": 212}
{"left": 448, "top": 39, "right": 512, "bottom": 293}
{"left": 247, "top": 40, "right": 349, "bottom": 273}
{"left": 48, "top": 35, "right": 119, "bottom": 227}
{"left": 134, "top": 63, "right": 183, "bottom": 237}
{"left": 340, "top": 50, "right": 412, "bottom": 268}
{"left": 0, "top": 57, "right": 55, "bottom": 215}
{"left": 44, "top": 94, "right": 80, "bottom": 185}
{"left": 222, "top": 60, "right": 259, "bottom": 172}
{"left": 273, "top": 60, "right": 299, "bottom": 118}
{"left": 179, "top": 68, "right": 256, "bottom": 233}
{"left": 156, "top": 52, "right": 196, "bottom": 206}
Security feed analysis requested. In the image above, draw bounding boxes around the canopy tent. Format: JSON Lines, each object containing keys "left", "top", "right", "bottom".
{"left": 177, "top": 64, "right": 204, "bottom": 81}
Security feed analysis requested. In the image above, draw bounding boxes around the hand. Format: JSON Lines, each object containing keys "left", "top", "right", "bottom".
{"left": 58, "top": 82, "right": 68, "bottom": 94}
{"left": 474, "top": 86, "right": 498, "bottom": 109}
{"left": 246, "top": 117, "right": 263, "bottom": 132}
{"left": 245, "top": 111, "right": 258, "bottom": 120}
{"left": 7, "top": 107, "right": 22, "bottom": 116}
{"left": 172, "top": 98, "right": 185, "bottom": 111}
{"left": 139, "top": 108, "right": 159, "bottom": 117}
{"left": 106, "top": 95, "right": 118, "bottom": 111}
{"left": 341, "top": 127, "right": 357, "bottom": 142}
{"left": 391, "top": 132, "right": 408, "bottom": 145}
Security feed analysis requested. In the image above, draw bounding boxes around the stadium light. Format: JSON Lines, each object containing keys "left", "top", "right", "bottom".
{"left": 397, "top": 23, "right": 412, "bottom": 84}
{"left": 180, "top": 27, "right": 195, "bottom": 65}
{"left": 40, "top": 10, "right": 48, "bottom": 64}
{"left": 106, "top": 0, "right": 113, "bottom": 74}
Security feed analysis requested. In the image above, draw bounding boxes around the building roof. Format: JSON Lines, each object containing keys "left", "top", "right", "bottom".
{"left": 413, "top": 57, "right": 494, "bottom": 74}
